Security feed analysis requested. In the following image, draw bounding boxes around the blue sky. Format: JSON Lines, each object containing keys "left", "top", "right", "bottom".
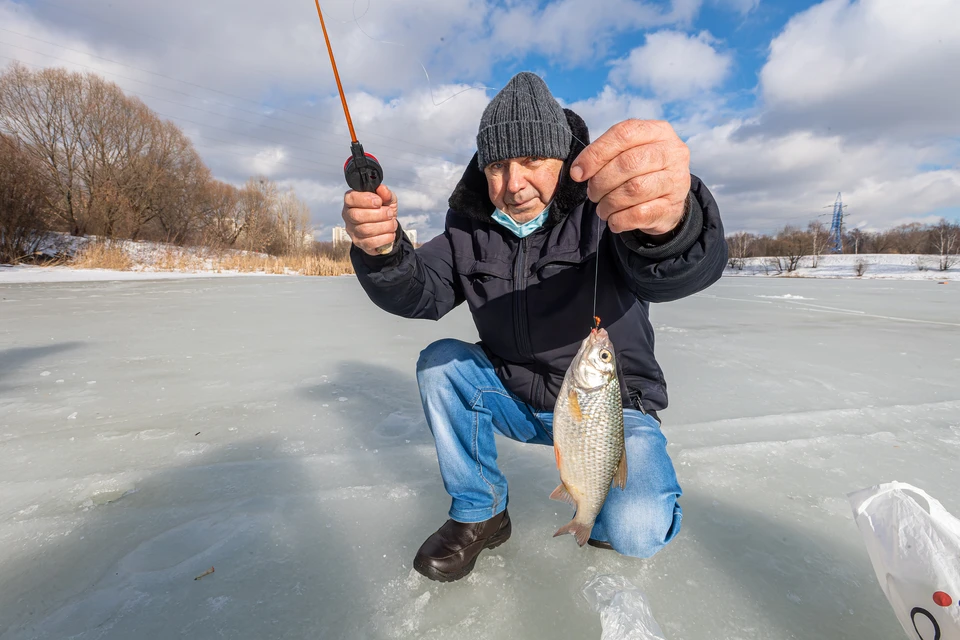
{"left": 1, "top": 0, "right": 958, "bottom": 239}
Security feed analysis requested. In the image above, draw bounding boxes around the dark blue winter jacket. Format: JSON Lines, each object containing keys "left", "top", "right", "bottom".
{"left": 351, "top": 109, "right": 727, "bottom": 413}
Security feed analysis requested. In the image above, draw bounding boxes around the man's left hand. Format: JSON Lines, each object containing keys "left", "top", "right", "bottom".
{"left": 569, "top": 119, "right": 690, "bottom": 236}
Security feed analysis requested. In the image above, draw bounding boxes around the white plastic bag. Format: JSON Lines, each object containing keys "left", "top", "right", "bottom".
{"left": 849, "top": 481, "right": 960, "bottom": 640}
{"left": 581, "top": 575, "right": 667, "bottom": 640}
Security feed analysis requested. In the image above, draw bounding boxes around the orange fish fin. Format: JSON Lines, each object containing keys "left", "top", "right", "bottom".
{"left": 568, "top": 390, "right": 583, "bottom": 422}
{"left": 553, "top": 519, "right": 593, "bottom": 547}
{"left": 613, "top": 449, "right": 628, "bottom": 490}
{"left": 549, "top": 484, "right": 576, "bottom": 505}
{"left": 554, "top": 444, "right": 562, "bottom": 469}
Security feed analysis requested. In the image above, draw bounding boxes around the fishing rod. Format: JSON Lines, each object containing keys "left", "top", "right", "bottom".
{"left": 312, "top": 0, "right": 393, "bottom": 255}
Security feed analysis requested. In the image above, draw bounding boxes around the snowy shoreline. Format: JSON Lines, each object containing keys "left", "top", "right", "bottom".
{"left": 725, "top": 253, "right": 959, "bottom": 281}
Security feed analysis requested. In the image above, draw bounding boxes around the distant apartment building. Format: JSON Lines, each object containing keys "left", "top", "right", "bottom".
{"left": 332, "top": 226, "right": 351, "bottom": 247}
{"left": 332, "top": 226, "right": 417, "bottom": 247}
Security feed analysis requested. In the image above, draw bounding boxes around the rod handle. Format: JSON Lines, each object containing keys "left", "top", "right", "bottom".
{"left": 344, "top": 143, "right": 392, "bottom": 255}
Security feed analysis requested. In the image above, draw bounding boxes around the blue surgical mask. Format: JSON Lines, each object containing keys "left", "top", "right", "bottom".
{"left": 491, "top": 205, "right": 551, "bottom": 238}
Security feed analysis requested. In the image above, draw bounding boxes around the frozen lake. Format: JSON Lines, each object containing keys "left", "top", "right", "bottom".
{"left": 1, "top": 275, "right": 958, "bottom": 639}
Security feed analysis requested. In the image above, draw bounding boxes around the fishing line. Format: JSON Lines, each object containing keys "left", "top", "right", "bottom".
{"left": 593, "top": 213, "right": 601, "bottom": 329}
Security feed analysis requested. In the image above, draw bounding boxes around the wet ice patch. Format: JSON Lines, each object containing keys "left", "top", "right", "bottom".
{"left": 97, "top": 431, "right": 130, "bottom": 441}
{"left": 175, "top": 442, "right": 211, "bottom": 457}
{"left": 279, "top": 440, "right": 306, "bottom": 455}
{"left": 118, "top": 513, "right": 253, "bottom": 575}
{"left": 655, "top": 325, "right": 688, "bottom": 334}
{"left": 75, "top": 478, "right": 139, "bottom": 509}
{"left": 374, "top": 412, "right": 421, "bottom": 442}
{"left": 757, "top": 294, "right": 812, "bottom": 300}
{"left": 207, "top": 596, "right": 231, "bottom": 613}
{"left": 138, "top": 429, "right": 176, "bottom": 440}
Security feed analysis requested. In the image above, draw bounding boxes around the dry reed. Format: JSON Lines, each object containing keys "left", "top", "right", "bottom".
{"left": 213, "top": 251, "right": 354, "bottom": 276}
{"left": 69, "top": 240, "right": 354, "bottom": 276}
{"left": 71, "top": 241, "right": 133, "bottom": 271}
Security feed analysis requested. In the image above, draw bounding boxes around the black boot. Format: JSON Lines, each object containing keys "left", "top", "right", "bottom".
{"left": 413, "top": 509, "right": 511, "bottom": 582}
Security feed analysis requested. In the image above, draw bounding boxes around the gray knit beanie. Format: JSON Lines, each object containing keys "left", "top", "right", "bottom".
{"left": 476, "top": 72, "right": 573, "bottom": 169}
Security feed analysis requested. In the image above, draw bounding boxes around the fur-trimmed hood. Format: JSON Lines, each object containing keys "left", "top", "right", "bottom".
{"left": 447, "top": 108, "right": 591, "bottom": 227}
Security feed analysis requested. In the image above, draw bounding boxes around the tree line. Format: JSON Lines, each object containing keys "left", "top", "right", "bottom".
{"left": 727, "top": 219, "right": 960, "bottom": 272}
{"left": 0, "top": 62, "right": 314, "bottom": 263}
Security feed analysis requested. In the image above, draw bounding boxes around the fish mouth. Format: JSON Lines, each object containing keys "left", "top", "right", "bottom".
{"left": 589, "top": 327, "right": 612, "bottom": 346}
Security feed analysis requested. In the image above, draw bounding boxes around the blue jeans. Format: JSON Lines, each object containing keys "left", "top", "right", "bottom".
{"left": 416, "top": 338, "right": 683, "bottom": 559}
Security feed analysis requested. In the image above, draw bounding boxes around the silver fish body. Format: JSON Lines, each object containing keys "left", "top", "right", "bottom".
{"left": 550, "top": 327, "right": 626, "bottom": 546}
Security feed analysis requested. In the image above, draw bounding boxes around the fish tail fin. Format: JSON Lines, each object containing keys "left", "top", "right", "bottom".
{"left": 553, "top": 519, "right": 593, "bottom": 547}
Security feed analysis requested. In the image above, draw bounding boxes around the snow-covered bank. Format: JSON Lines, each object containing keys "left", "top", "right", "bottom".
{"left": 3, "top": 232, "right": 351, "bottom": 281}
{"left": 726, "top": 253, "right": 959, "bottom": 280}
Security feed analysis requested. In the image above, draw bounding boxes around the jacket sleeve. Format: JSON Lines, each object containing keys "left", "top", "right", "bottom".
{"left": 349, "top": 216, "right": 463, "bottom": 320}
{"left": 610, "top": 174, "right": 727, "bottom": 303}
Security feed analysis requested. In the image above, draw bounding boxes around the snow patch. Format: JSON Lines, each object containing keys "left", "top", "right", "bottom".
{"left": 726, "top": 254, "right": 960, "bottom": 280}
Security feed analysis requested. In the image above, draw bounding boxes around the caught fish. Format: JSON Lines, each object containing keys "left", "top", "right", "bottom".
{"left": 550, "top": 327, "right": 626, "bottom": 546}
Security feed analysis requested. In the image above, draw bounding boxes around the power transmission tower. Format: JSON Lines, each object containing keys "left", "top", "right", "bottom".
{"left": 822, "top": 193, "right": 849, "bottom": 253}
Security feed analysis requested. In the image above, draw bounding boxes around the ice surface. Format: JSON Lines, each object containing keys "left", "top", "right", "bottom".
{"left": 1, "top": 276, "right": 958, "bottom": 639}
{"left": 0, "top": 264, "right": 271, "bottom": 284}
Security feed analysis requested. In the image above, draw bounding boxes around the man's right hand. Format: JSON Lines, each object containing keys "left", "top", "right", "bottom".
{"left": 341, "top": 184, "right": 399, "bottom": 256}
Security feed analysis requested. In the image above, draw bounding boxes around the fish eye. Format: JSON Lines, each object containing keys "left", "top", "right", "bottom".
{"left": 599, "top": 350, "right": 611, "bottom": 362}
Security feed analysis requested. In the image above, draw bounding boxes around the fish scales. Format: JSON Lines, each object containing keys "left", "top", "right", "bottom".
{"left": 550, "top": 328, "right": 626, "bottom": 547}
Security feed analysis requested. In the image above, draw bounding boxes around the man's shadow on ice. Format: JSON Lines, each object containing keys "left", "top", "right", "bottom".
{"left": 1, "top": 358, "right": 445, "bottom": 640}
{"left": 0, "top": 342, "right": 84, "bottom": 389}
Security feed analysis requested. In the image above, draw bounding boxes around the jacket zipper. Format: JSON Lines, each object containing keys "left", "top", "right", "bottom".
{"left": 512, "top": 237, "right": 531, "bottom": 358}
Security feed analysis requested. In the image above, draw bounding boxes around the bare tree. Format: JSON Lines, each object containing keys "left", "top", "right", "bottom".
{"left": 847, "top": 228, "right": 864, "bottom": 255}
{"left": 808, "top": 220, "right": 829, "bottom": 267}
{"left": 196, "top": 181, "right": 241, "bottom": 248}
{"left": 889, "top": 223, "right": 927, "bottom": 254}
{"left": 275, "top": 188, "right": 312, "bottom": 256}
{"left": 0, "top": 63, "right": 89, "bottom": 235}
{"left": 0, "top": 63, "right": 365, "bottom": 263}
{"left": 0, "top": 134, "right": 52, "bottom": 263}
{"left": 775, "top": 225, "right": 807, "bottom": 272}
{"left": 862, "top": 230, "right": 891, "bottom": 254}
{"left": 232, "top": 177, "right": 281, "bottom": 252}
{"left": 726, "top": 231, "right": 753, "bottom": 270}
{"left": 932, "top": 219, "right": 959, "bottom": 271}
{"left": 133, "top": 120, "right": 209, "bottom": 243}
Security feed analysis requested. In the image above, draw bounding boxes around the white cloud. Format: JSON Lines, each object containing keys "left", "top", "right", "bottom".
{"left": 688, "top": 121, "right": 960, "bottom": 232}
{"left": 610, "top": 30, "right": 732, "bottom": 101}
{"left": 710, "top": 0, "right": 760, "bottom": 15}
{"left": 488, "top": 0, "right": 702, "bottom": 65}
{"left": 757, "top": 0, "right": 960, "bottom": 141}
{"left": 564, "top": 86, "right": 663, "bottom": 141}
{"left": 674, "top": 0, "right": 960, "bottom": 233}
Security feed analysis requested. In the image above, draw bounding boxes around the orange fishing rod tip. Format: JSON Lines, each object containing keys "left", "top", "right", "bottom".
{"left": 313, "top": 0, "right": 359, "bottom": 143}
